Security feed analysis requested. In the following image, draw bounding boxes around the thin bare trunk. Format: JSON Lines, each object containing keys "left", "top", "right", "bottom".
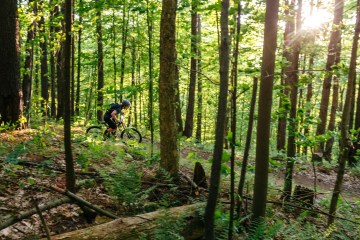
{"left": 328, "top": 0, "right": 360, "bottom": 225}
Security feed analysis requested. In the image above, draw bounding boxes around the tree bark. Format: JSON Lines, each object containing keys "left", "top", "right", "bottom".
{"left": 75, "top": 0, "right": 82, "bottom": 116}
{"left": 38, "top": 1, "right": 49, "bottom": 116}
{"left": 313, "top": 0, "right": 344, "bottom": 162}
{"left": 328, "top": 0, "right": 360, "bottom": 225}
{"left": 276, "top": 0, "right": 294, "bottom": 152}
{"left": 0, "top": 0, "right": 22, "bottom": 126}
{"left": 204, "top": 0, "right": 229, "bottom": 238}
{"left": 195, "top": 15, "right": 202, "bottom": 141}
{"left": 159, "top": 0, "right": 179, "bottom": 178}
{"left": 183, "top": 0, "right": 198, "bottom": 138}
{"left": 119, "top": 4, "right": 129, "bottom": 101}
{"left": 96, "top": 0, "right": 104, "bottom": 121}
{"left": 22, "top": 0, "right": 37, "bottom": 124}
{"left": 49, "top": 0, "right": 57, "bottom": 118}
{"left": 324, "top": 76, "right": 339, "bottom": 161}
{"left": 146, "top": 0, "right": 155, "bottom": 149}
{"left": 283, "top": 0, "right": 302, "bottom": 201}
{"left": 64, "top": 0, "right": 75, "bottom": 192}
{"left": 56, "top": 4, "right": 65, "bottom": 120}
{"left": 48, "top": 203, "right": 205, "bottom": 240}
{"left": 252, "top": 0, "right": 279, "bottom": 221}
{"left": 228, "top": 1, "right": 241, "bottom": 238}
{"left": 238, "top": 77, "right": 257, "bottom": 202}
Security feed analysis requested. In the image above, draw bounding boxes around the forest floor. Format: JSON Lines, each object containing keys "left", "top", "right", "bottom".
{"left": 0, "top": 124, "right": 359, "bottom": 239}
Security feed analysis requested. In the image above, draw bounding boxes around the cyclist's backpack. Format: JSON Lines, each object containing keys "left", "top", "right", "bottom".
{"left": 109, "top": 102, "right": 121, "bottom": 111}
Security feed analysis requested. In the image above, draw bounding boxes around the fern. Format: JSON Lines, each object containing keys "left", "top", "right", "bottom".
{"left": 248, "top": 218, "right": 266, "bottom": 240}
{"left": 152, "top": 210, "right": 185, "bottom": 240}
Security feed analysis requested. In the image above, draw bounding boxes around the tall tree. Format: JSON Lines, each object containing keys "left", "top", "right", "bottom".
{"left": 38, "top": 0, "right": 50, "bottom": 116}
{"left": 204, "top": 0, "right": 229, "bottom": 238}
{"left": 112, "top": 9, "right": 117, "bottom": 103}
{"left": 56, "top": 4, "right": 65, "bottom": 120}
{"left": 324, "top": 76, "right": 339, "bottom": 161}
{"left": 159, "top": 0, "right": 179, "bottom": 177}
{"left": 183, "top": 0, "right": 199, "bottom": 138}
{"left": 0, "top": 0, "right": 23, "bottom": 126}
{"left": 96, "top": 0, "right": 104, "bottom": 121}
{"left": 195, "top": 14, "right": 202, "bottom": 141}
{"left": 22, "top": 0, "right": 37, "bottom": 123}
{"left": 75, "top": 0, "right": 83, "bottom": 116}
{"left": 277, "top": 0, "right": 294, "bottom": 151}
{"left": 328, "top": 0, "right": 360, "bottom": 225}
{"left": 228, "top": 1, "right": 241, "bottom": 238}
{"left": 237, "top": 77, "right": 257, "bottom": 207}
{"left": 49, "top": 0, "right": 57, "bottom": 118}
{"left": 146, "top": 0, "right": 155, "bottom": 150}
{"left": 119, "top": 3, "right": 129, "bottom": 101}
{"left": 64, "top": 0, "right": 75, "bottom": 191}
{"left": 70, "top": 0, "right": 75, "bottom": 117}
{"left": 283, "top": 0, "right": 302, "bottom": 201}
{"left": 252, "top": 0, "right": 279, "bottom": 221}
{"left": 313, "top": 0, "right": 344, "bottom": 161}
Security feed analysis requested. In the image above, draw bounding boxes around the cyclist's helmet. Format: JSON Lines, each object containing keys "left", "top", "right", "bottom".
{"left": 122, "top": 99, "right": 131, "bottom": 108}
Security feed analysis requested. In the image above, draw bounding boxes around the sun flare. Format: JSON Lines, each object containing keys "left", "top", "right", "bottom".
{"left": 302, "top": 8, "right": 333, "bottom": 30}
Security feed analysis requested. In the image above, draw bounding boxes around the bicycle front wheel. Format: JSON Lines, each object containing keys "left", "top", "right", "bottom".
{"left": 120, "top": 127, "right": 142, "bottom": 143}
{"left": 86, "top": 126, "right": 103, "bottom": 140}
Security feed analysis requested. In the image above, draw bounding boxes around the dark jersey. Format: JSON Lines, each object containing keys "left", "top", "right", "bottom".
{"left": 105, "top": 103, "right": 122, "bottom": 117}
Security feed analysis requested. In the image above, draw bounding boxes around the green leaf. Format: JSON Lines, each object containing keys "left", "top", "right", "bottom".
{"left": 222, "top": 151, "right": 230, "bottom": 163}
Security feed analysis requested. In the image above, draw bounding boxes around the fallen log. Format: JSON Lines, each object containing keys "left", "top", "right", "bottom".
{"left": 0, "top": 197, "right": 71, "bottom": 231}
{"left": 49, "top": 186, "right": 118, "bottom": 219}
{"left": 47, "top": 203, "right": 205, "bottom": 240}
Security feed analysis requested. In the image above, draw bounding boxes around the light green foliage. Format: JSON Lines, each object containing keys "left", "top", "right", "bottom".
{"left": 101, "top": 160, "right": 142, "bottom": 206}
{"left": 5, "top": 144, "right": 28, "bottom": 164}
{"left": 152, "top": 211, "right": 185, "bottom": 240}
{"left": 349, "top": 163, "right": 360, "bottom": 178}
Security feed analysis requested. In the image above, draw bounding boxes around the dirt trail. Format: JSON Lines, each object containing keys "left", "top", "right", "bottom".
{"left": 271, "top": 169, "right": 360, "bottom": 200}
{"left": 180, "top": 146, "right": 360, "bottom": 201}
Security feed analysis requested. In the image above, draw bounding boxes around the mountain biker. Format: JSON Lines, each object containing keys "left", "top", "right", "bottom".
{"left": 104, "top": 99, "right": 131, "bottom": 135}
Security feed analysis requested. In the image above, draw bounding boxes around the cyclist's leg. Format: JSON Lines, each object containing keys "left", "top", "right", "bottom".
{"left": 104, "top": 117, "right": 117, "bottom": 138}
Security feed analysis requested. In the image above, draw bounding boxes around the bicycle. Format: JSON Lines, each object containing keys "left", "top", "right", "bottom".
{"left": 86, "top": 115, "right": 142, "bottom": 143}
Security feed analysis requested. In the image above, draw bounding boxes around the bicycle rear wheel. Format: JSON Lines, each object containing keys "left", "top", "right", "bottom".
{"left": 86, "top": 126, "right": 103, "bottom": 140}
{"left": 120, "top": 127, "right": 142, "bottom": 143}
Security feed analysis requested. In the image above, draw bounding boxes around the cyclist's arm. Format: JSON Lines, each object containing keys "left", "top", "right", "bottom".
{"left": 110, "top": 110, "right": 120, "bottom": 123}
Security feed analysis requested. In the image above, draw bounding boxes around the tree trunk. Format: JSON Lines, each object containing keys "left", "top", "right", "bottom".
{"left": 96, "top": 0, "right": 104, "bottom": 121}
{"left": 228, "top": 1, "right": 241, "bottom": 238}
{"left": 276, "top": 0, "right": 293, "bottom": 152}
{"left": 39, "top": 1, "right": 49, "bottom": 116}
{"left": 75, "top": 0, "right": 82, "bottom": 116}
{"left": 196, "top": 15, "right": 202, "bottom": 141}
{"left": 146, "top": 0, "right": 155, "bottom": 149}
{"left": 183, "top": 1, "right": 198, "bottom": 138}
{"left": 70, "top": 0, "right": 75, "bottom": 117}
{"left": 56, "top": 5, "right": 65, "bottom": 120}
{"left": 175, "top": 56, "right": 183, "bottom": 133}
{"left": 252, "top": 0, "right": 279, "bottom": 221}
{"left": 238, "top": 77, "right": 257, "bottom": 202}
{"left": 313, "top": 0, "right": 344, "bottom": 162}
{"left": 64, "top": 0, "right": 75, "bottom": 192}
{"left": 22, "top": 0, "right": 37, "bottom": 123}
{"left": 283, "top": 0, "right": 302, "bottom": 201}
{"left": 119, "top": 4, "right": 129, "bottom": 101}
{"left": 324, "top": 76, "right": 339, "bottom": 161}
{"left": 48, "top": 203, "right": 205, "bottom": 240}
{"left": 159, "top": 0, "right": 179, "bottom": 178}
{"left": 328, "top": 0, "right": 360, "bottom": 226}
{"left": 112, "top": 10, "right": 117, "bottom": 103}
{"left": 204, "top": 0, "right": 229, "bottom": 238}
{"left": 0, "top": 0, "right": 23, "bottom": 126}
{"left": 50, "top": 0, "right": 57, "bottom": 118}
{"left": 303, "top": 52, "right": 314, "bottom": 156}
